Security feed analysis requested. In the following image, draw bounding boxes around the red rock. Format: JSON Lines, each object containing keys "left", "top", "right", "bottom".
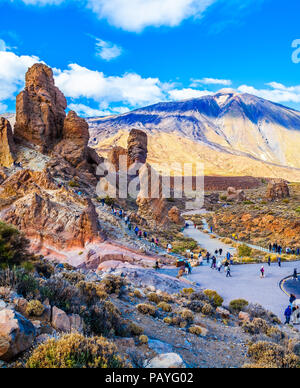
{"left": 0, "top": 118, "right": 16, "bottom": 167}
{"left": 14, "top": 64, "right": 67, "bottom": 151}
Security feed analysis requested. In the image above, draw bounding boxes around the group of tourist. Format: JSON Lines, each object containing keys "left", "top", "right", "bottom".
{"left": 284, "top": 294, "right": 300, "bottom": 325}
{"left": 269, "top": 242, "right": 300, "bottom": 256}
{"left": 106, "top": 202, "right": 160, "bottom": 249}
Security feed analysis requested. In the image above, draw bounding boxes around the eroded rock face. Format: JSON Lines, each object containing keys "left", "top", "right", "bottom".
{"left": 266, "top": 179, "right": 290, "bottom": 201}
{"left": 107, "top": 146, "right": 128, "bottom": 172}
{"left": 54, "top": 111, "right": 90, "bottom": 169}
{"left": 137, "top": 164, "right": 169, "bottom": 228}
{"left": 0, "top": 118, "right": 16, "bottom": 168}
{"left": 227, "top": 187, "right": 246, "bottom": 202}
{"left": 0, "top": 309, "right": 35, "bottom": 361}
{"left": 127, "top": 129, "right": 148, "bottom": 166}
{"left": 168, "top": 206, "right": 184, "bottom": 226}
{"left": 14, "top": 64, "right": 67, "bottom": 151}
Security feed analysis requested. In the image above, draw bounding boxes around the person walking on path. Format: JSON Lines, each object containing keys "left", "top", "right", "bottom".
{"left": 268, "top": 256, "right": 271, "bottom": 267}
{"left": 278, "top": 256, "right": 282, "bottom": 268}
{"left": 260, "top": 266, "right": 265, "bottom": 279}
{"left": 134, "top": 226, "right": 139, "bottom": 236}
{"left": 206, "top": 252, "right": 210, "bottom": 264}
{"left": 285, "top": 305, "right": 292, "bottom": 325}
{"left": 293, "top": 269, "right": 298, "bottom": 281}
{"left": 217, "top": 260, "right": 222, "bottom": 272}
{"left": 211, "top": 256, "right": 217, "bottom": 269}
{"left": 219, "top": 248, "right": 223, "bottom": 256}
{"left": 210, "top": 226, "right": 213, "bottom": 233}
{"left": 226, "top": 265, "right": 232, "bottom": 278}
{"left": 292, "top": 306, "right": 300, "bottom": 325}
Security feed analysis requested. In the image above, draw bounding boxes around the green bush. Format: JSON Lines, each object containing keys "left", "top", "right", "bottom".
{"left": 26, "top": 333, "right": 126, "bottom": 368}
{"left": 26, "top": 300, "right": 45, "bottom": 317}
{"left": 203, "top": 290, "right": 223, "bottom": 307}
{"left": 69, "top": 180, "right": 80, "bottom": 188}
{"left": 0, "top": 222, "right": 31, "bottom": 267}
{"left": 229, "top": 299, "right": 249, "bottom": 313}
{"left": 238, "top": 244, "right": 252, "bottom": 258}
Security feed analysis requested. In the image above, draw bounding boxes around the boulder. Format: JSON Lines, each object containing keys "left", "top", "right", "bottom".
{"left": 266, "top": 179, "right": 290, "bottom": 201}
{"left": 216, "top": 307, "right": 230, "bottom": 319}
{"left": 145, "top": 353, "right": 186, "bottom": 368}
{"left": 227, "top": 187, "right": 246, "bottom": 202}
{"left": 0, "top": 117, "right": 16, "bottom": 167}
{"left": 14, "top": 64, "right": 67, "bottom": 151}
{"left": 51, "top": 307, "right": 70, "bottom": 332}
{"left": 238, "top": 311, "right": 250, "bottom": 322}
{"left": 0, "top": 309, "right": 36, "bottom": 361}
{"left": 168, "top": 206, "right": 184, "bottom": 226}
{"left": 69, "top": 314, "right": 84, "bottom": 333}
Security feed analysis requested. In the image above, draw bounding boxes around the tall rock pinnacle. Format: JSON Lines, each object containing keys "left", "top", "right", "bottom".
{"left": 14, "top": 63, "right": 67, "bottom": 151}
{"left": 0, "top": 117, "right": 16, "bottom": 167}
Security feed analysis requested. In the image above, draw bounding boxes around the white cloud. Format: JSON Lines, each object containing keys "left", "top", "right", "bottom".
{"left": 95, "top": 38, "right": 122, "bottom": 61}
{"left": 54, "top": 63, "right": 166, "bottom": 106}
{"left": 0, "top": 50, "right": 40, "bottom": 101}
{"left": 0, "top": 102, "right": 8, "bottom": 113}
{"left": 238, "top": 83, "right": 300, "bottom": 104}
{"left": 191, "top": 77, "right": 232, "bottom": 86}
{"left": 0, "top": 39, "right": 8, "bottom": 51}
{"left": 69, "top": 103, "right": 130, "bottom": 117}
{"left": 86, "top": 0, "right": 216, "bottom": 32}
{"left": 168, "top": 88, "right": 214, "bottom": 100}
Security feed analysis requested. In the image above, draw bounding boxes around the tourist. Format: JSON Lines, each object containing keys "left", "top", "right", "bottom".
{"left": 155, "top": 260, "right": 160, "bottom": 271}
{"left": 284, "top": 305, "right": 292, "bottom": 325}
{"left": 134, "top": 226, "right": 139, "bottom": 236}
{"left": 290, "top": 294, "right": 297, "bottom": 305}
{"left": 217, "top": 260, "right": 222, "bottom": 272}
{"left": 190, "top": 252, "right": 194, "bottom": 260}
{"left": 210, "top": 226, "right": 213, "bottom": 233}
{"left": 144, "top": 231, "right": 148, "bottom": 239}
{"left": 268, "top": 256, "right": 271, "bottom": 267}
{"left": 155, "top": 238, "right": 159, "bottom": 247}
{"left": 206, "top": 252, "right": 210, "bottom": 264}
{"left": 226, "top": 265, "right": 232, "bottom": 278}
{"left": 269, "top": 243, "right": 272, "bottom": 252}
{"left": 211, "top": 256, "right": 217, "bottom": 269}
{"left": 219, "top": 248, "right": 223, "bottom": 256}
{"left": 293, "top": 269, "right": 298, "bottom": 281}
{"left": 260, "top": 266, "right": 265, "bottom": 278}
{"left": 138, "top": 230, "right": 142, "bottom": 239}
{"left": 167, "top": 243, "right": 173, "bottom": 253}
{"left": 297, "top": 248, "right": 300, "bottom": 256}
{"left": 278, "top": 256, "right": 282, "bottom": 268}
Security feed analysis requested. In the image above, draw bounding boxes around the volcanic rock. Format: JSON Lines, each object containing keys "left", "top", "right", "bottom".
{"left": 0, "top": 118, "right": 16, "bottom": 168}
{"left": 14, "top": 64, "right": 67, "bottom": 151}
{"left": 168, "top": 206, "right": 184, "bottom": 226}
{"left": 227, "top": 187, "right": 246, "bottom": 202}
{"left": 127, "top": 129, "right": 148, "bottom": 167}
{"left": 266, "top": 179, "right": 290, "bottom": 201}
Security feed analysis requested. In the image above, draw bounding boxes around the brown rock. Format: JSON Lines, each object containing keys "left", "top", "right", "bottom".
{"left": 14, "top": 64, "right": 67, "bottom": 151}
{"left": 107, "top": 146, "right": 128, "bottom": 172}
{"left": 266, "top": 179, "right": 290, "bottom": 201}
{"left": 0, "top": 309, "right": 35, "bottom": 361}
{"left": 227, "top": 187, "right": 246, "bottom": 202}
{"left": 238, "top": 311, "right": 250, "bottom": 322}
{"left": 168, "top": 206, "right": 184, "bottom": 226}
{"left": 127, "top": 129, "right": 148, "bottom": 167}
{"left": 51, "top": 306, "right": 70, "bottom": 332}
{"left": 0, "top": 118, "right": 16, "bottom": 167}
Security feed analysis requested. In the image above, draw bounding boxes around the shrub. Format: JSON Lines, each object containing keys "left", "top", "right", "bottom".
{"left": 187, "top": 300, "right": 205, "bottom": 313}
{"left": 62, "top": 272, "right": 85, "bottom": 285}
{"left": 129, "top": 323, "right": 144, "bottom": 336}
{"left": 182, "top": 288, "right": 195, "bottom": 295}
{"left": 147, "top": 292, "right": 161, "bottom": 304}
{"left": 189, "top": 326, "right": 202, "bottom": 336}
{"left": 137, "top": 304, "right": 156, "bottom": 317}
{"left": 203, "top": 290, "right": 223, "bottom": 307}
{"left": 139, "top": 335, "right": 149, "bottom": 345}
{"left": 69, "top": 180, "right": 80, "bottom": 188}
{"left": 245, "top": 303, "right": 281, "bottom": 324}
{"left": 133, "top": 289, "right": 142, "bottom": 298}
{"left": 238, "top": 244, "right": 252, "bottom": 258}
{"left": 244, "top": 341, "right": 300, "bottom": 369}
{"left": 0, "top": 222, "right": 32, "bottom": 267}
{"left": 26, "top": 300, "right": 45, "bottom": 317}
{"left": 202, "top": 303, "right": 214, "bottom": 316}
{"left": 180, "top": 309, "right": 194, "bottom": 323}
{"left": 163, "top": 317, "right": 172, "bottom": 325}
{"left": 242, "top": 318, "right": 269, "bottom": 335}
{"left": 229, "top": 299, "right": 249, "bottom": 313}
{"left": 26, "top": 333, "right": 126, "bottom": 368}
{"left": 101, "top": 275, "right": 125, "bottom": 297}
{"left": 84, "top": 301, "right": 127, "bottom": 337}
{"left": 157, "top": 302, "right": 172, "bottom": 312}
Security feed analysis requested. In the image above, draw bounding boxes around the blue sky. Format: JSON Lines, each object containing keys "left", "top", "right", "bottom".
{"left": 0, "top": 0, "right": 300, "bottom": 116}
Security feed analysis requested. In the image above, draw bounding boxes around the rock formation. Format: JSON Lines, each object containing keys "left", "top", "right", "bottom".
{"left": 127, "top": 129, "right": 148, "bottom": 167}
{"left": 0, "top": 118, "right": 16, "bottom": 168}
{"left": 168, "top": 206, "right": 185, "bottom": 226}
{"left": 227, "top": 187, "right": 246, "bottom": 202}
{"left": 266, "top": 179, "right": 290, "bottom": 201}
{"left": 54, "top": 110, "right": 89, "bottom": 168}
{"left": 14, "top": 64, "right": 67, "bottom": 151}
